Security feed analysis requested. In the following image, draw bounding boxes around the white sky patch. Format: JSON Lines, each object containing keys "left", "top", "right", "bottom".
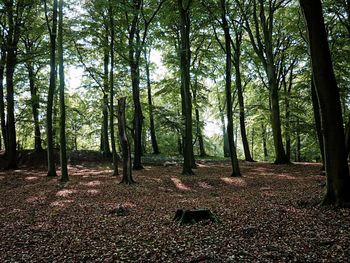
{"left": 66, "top": 66, "right": 84, "bottom": 93}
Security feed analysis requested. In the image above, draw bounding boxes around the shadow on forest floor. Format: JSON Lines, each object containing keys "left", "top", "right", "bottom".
{"left": 0, "top": 154, "right": 349, "bottom": 262}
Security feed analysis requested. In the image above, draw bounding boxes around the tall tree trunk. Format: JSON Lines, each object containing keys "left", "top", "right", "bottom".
{"left": 311, "top": 75, "right": 325, "bottom": 168}
{"left": 27, "top": 63, "right": 43, "bottom": 152}
{"left": 266, "top": 63, "right": 289, "bottom": 164}
{"left": 102, "top": 93, "right": 111, "bottom": 157}
{"left": 283, "top": 75, "right": 292, "bottom": 161}
{"left": 101, "top": 38, "right": 111, "bottom": 158}
{"left": 5, "top": 2, "right": 17, "bottom": 169}
{"left": 193, "top": 86, "right": 206, "bottom": 157}
{"left": 300, "top": 0, "right": 350, "bottom": 206}
{"left": 130, "top": 61, "right": 143, "bottom": 170}
{"left": 234, "top": 54, "right": 253, "bottom": 162}
{"left": 178, "top": 0, "right": 194, "bottom": 175}
{"left": 220, "top": 0, "right": 240, "bottom": 176}
{"left": 108, "top": 0, "right": 118, "bottom": 176}
{"left": 262, "top": 124, "right": 268, "bottom": 161}
{"left": 0, "top": 47, "right": 7, "bottom": 153}
{"left": 58, "top": 0, "right": 68, "bottom": 182}
{"left": 296, "top": 119, "right": 301, "bottom": 162}
{"left": 45, "top": 0, "right": 57, "bottom": 177}
{"left": 118, "top": 97, "right": 135, "bottom": 184}
{"left": 144, "top": 49, "right": 160, "bottom": 154}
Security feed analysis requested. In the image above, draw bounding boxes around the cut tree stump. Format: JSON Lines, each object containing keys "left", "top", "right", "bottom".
{"left": 174, "top": 209, "right": 217, "bottom": 225}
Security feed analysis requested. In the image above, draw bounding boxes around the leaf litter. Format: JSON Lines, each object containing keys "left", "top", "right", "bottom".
{"left": 0, "top": 161, "right": 349, "bottom": 262}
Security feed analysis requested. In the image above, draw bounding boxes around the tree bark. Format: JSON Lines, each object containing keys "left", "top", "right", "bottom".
{"left": 300, "top": 0, "right": 350, "bottom": 206}
{"left": 144, "top": 49, "right": 160, "bottom": 155}
{"left": 44, "top": 0, "right": 57, "bottom": 177}
{"left": 311, "top": 75, "right": 324, "bottom": 167}
{"left": 108, "top": 0, "right": 118, "bottom": 176}
{"left": 27, "top": 62, "right": 43, "bottom": 152}
{"left": 178, "top": 0, "right": 195, "bottom": 175}
{"left": 58, "top": 0, "right": 68, "bottom": 182}
{"left": 220, "top": 0, "right": 240, "bottom": 176}
{"left": 118, "top": 97, "right": 135, "bottom": 184}
{"left": 4, "top": 1, "right": 18, "bottom": 169}
{"left": 234, "top": 54, "right": 253, "bottom": 162}
{"left": 0, "top": 47, "right": 7, "bottom": 153}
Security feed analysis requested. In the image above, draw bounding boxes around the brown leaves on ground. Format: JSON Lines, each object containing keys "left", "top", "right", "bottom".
{"left": 0, "top": 161, "right": 349, "bottom": 262}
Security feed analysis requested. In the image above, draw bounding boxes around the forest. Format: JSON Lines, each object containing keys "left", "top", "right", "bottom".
{"left": 1, "top": 0, "right": 350, "bottom": 262}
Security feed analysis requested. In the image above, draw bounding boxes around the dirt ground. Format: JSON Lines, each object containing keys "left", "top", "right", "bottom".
{"left": 0, "top": 160, "right": 349, "bottom": 262}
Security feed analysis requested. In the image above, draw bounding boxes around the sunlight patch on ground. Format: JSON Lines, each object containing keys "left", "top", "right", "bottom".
{"left": 56, "top": 189, "right": 78, "bottom": 197}
{"left": 252, "top": 167, "right": 273, "bottom": 173}
{"left": 198, "top": 181, "right": 213, "bottom": 189}
{"left": 276, "top": 174, "right": 297, "bottom": 180}
{"left": 50, "top": 199, "right": 74, "bottom": 207}
{"left": 25, "top": 176, "right": 39, "bottom": 181}
{"left": 87, "top": 189, "right": 100, "bottom": 195}
{"left": 171, "top": 177, "right": 191, "bottom": 191}
{"left": 221, "top": 177, "right": 247, "bottom": 187}
{"left": 80, "top": 180, "right": 102, "bottom": 187}
{"left": 0, "top": 176, "right": 5, "bottom": 180}
{"left": 26, "top": 195, "right": 47, "bottom": 204}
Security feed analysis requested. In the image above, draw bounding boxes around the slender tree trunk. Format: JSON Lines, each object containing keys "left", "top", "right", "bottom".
{"left": 266, "top": 63, "right": 289, "bottom": 164}
{"left": 300, "top": 0, "right": 350, "bottom": 206}
{"left": 102, "top": 93, "right": 111, "bottom": 157}
{"left": 58, "top": 0, "right": 68, "bottom": 182}
{"left": 108, "top": 0, "right": 118, "bottom": 176}
{"left": 178, "top": 0, "right": 194, "bottom": 175}
{"left": 220, "top": 0, "right": 240, "bottom": 176}
{"left": 101, "top": 38, "right": 111, "bottom": 158}
{"left": 262, "top": 124, "right": 268, "bottom": 161}
{"left": 45, "top": 0, "right": 57, "bottom": 177}
{"left": 118, "top": 97, "right": 135, "bottom": 184}
{"left": 234, "top": 55, "right": 253, "bottom": 162}
{"left": 311, "top": 75, "right": 325, "bottom": 168}
{"left": 296, "top": 119, "right": 301, "bottom": 162}
{"left": 5, "top": 2, "right": 17, "bottom": 169}
{"left": 144, "top": 49, "right": 160, "bottom": 154}
{"left": 284, "top": 76, "right": 292, "bottom": 161}
{"left": 0, "top": 47, "right": 7, "bottom": 153}
{"left": 193, "top": 87, "right": 206, "bottom": 157}
{"left": 27, "top": 63, "right": 43, "bottom": 152}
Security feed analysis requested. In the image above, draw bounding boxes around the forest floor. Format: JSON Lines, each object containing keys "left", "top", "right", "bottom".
{"left": 0, "top": 157, "right": 350, "bottom": 262}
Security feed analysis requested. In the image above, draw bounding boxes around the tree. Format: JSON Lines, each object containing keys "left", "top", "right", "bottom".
{"left": 108, "top": 0, "right": 118, "bottom": 176}
{"left": 238, "top": 0, "right": 290, "bottom": 164}
{"left": 300, "top": 0, "right": 350, "bottom": 206}
{"left": 58, "top": 0, "right": 68, "bottom": 182}
{"left": 144, "top": 48, "right": 160, "bottom": 155}
{"left": 218, "top": 0, "right": 241, "bottom": 176}
{"left": 118, "top": 97, "right": 135, "bottom": 184}
{"left": 44, "top": 0, "right": 58, "bottom": 177}
{"left": 178, "top": 0, "right": 195, "bottom": 175}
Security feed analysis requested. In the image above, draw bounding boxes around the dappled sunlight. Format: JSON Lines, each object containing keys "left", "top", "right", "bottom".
{"left": 80, "top": 180, "right": 102, "bottom": 187}
{"left": 198, "top": 181, "right": 213, "bottom": 189}
{"left": 221, "top": 177, "right": 247, "bottom": 187}
{"left": 25, "top": 176, "right": 39, "bottom": 181}
{"left": 0, "top": 176, "right": 5, "bottom": 180}
{"left": 276, "top": 174, "right": 297, "bottom": 180}
{"left": 252, "top": 167, "right": 273, "bottom": 173}
{"left": 56, "top": 189, "right": 78, "bottom": 197}
{"left": 26, "top": 195, "right": 47, "bottom": 204}
{"left": 86, "top": 189, "right": 100, "bottom": 195}
{"left": 50, "top": 199, "right": 74, "bottom": 208}
{"left": 171, "top": 177, "right": 191, "bottom": 191}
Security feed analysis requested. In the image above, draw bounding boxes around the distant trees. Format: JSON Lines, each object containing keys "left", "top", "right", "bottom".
{"left": 0, "top": 0, "right": 349, "bottom": 208}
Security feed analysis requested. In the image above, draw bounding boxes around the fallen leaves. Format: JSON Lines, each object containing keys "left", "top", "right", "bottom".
{"left": 0, "top": 161, "right": 349, "bottom": 262}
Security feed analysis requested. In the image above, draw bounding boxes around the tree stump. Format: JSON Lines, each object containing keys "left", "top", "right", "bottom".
{"left": 174, "top": 209, "right": 217, "bottom": 225}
